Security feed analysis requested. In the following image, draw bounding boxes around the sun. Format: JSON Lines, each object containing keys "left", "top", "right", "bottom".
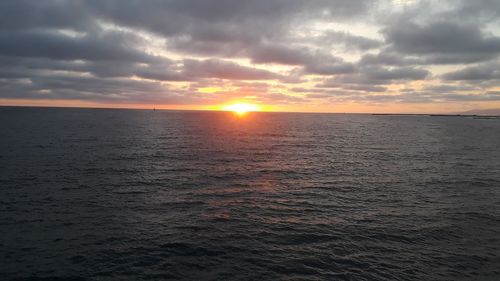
{"left": 224, "top": 103, "right": 260, "bottom": 115}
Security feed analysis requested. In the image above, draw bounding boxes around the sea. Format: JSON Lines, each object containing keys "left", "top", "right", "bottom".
{"left": 1, "top": 106, "right": 500, "bottom": 280}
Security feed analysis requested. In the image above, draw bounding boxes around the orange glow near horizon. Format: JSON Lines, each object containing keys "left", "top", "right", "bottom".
{"left": 224, "top": 103, "right": 260, "bottom": 116}
{"left": 2, "top": 99, "right": 500, "bottom": 114}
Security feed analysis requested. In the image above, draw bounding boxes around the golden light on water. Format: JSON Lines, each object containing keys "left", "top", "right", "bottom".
{"left": 224, "top": 103, "right": 261, "bottom": 116}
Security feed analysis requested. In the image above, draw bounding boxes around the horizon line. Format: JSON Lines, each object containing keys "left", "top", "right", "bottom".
{"left": 1, "top": 104, "right": 496, "bottom": 116}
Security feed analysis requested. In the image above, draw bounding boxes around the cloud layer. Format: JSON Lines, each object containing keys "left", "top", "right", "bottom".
{"left": 1, "top": 0, "right": 500, "bottom": 111}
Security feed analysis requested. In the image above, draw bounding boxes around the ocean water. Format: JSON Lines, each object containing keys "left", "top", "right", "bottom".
{"left": 1, "top": 107, "right": 500, "bottom": 281}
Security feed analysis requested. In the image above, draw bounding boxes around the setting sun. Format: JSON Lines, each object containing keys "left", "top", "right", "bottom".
{"left": 224, "top": 103, "right": 260, "bottom": 115}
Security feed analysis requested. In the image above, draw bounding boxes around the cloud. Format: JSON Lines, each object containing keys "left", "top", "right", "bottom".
{"left": 1, "top": 0, "right": 500, "bottom": 109}
{"left": 320, "top": 66, "right": 429, "bottom": 90}
{"left": 304, "top": 61, "right": 357, "bottom": 76}
{"left": 182, "top": 59, "right": 280, "bottom": 80}
{"left": 359, "top": 52, "right": 420, "bottom": 67}
{"left": 383, "top": 20, "right": 500, "bottom": 64}
{"left": 399, "top": 91, "right": 500, "bottom": 103}
{"left": 317, "top": 81, "right": 388, "bottom": 93}
{"left": 249, "top": 44, "right": 313, "bottom": 66}
{"left": 89, "top": 0, "right": 371, "bottom": 45}
{"left": 0, "top": 0, "right": 92, "bottom": 31}
{"left": 0, "top": 28, "right": 153, "bottom": 62}
{"left": 442, "top": 62, "right": 500, "bottom": 81}
{"left": 363, "top": 66, "right": 430, "bottom": 81}
{"left": 259, "top": 92, "right": 305, "bottom": 104}
{"left": 423, "top": 84, "right": 478, "bottom": 92}
{"left": 450, "top": 0, "right": 500, "bottom": 24}
{"left": 318, "top": 30, "right": 382, "bottom": 50}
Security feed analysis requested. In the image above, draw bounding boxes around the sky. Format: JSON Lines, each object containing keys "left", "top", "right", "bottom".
{"left": 1, "top": 0, "right": 500, "bottom": 113}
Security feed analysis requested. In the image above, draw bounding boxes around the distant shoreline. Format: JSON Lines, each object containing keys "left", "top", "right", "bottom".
{"left": 372, "top": 113, "right": 500, "bottom": 119}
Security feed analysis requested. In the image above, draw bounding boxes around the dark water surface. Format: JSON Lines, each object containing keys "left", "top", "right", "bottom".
{"left": 1, "top": 107, "right": 500, "bottom": 280}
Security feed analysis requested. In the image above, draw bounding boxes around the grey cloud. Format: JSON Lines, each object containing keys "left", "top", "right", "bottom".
{"left": 317, "top": 79, "right": 387, "bottom": 92}
{"left": 1, "top": 74, "right": 159, "bottom": 100}
{"left": 422, "top": 53, "right": 497, "bottom": 65}
{"left": 311, "top": 90, "right": 500, "bottom": 104}
{"left": 259, "top": 93, "right": 304, "bottom": 104}
{"left": 230, "top": 82, "right": 271, "bottom": 93}
{"left": 0, "top": 56, "right": 184, "bottom": 82}
{"left": 384, "top": 21, "right": 500, "bottom": 64}
{"left": 0, "top": 73, "right": 208, "bottom": 105}
{"left": 316, "top": 66, "right": 429, "bottom": 93}
{"left": 0, "top": 29, "right": 152, "bottom": 63}
{"left": 304, "top": 61, "right": 357, "bottom": 76}
{"left": 399, "top": 91, "right": 500, "bottom": 103}
{"left": 249, "top": 45, "right": 313, "bottom": 66}
{"left": 29, "top": 75, "right": 159, "bottom": 96}
{"left": 306, "top": 93, "right": 333, "bottom": 99}
{"left": 182, "top": 59, "right": 280, "bottom": 80}
{"left": 363, "top": 67, "right": 430, "bottom": 81}
{"left": 359, "top": 52, "right": 421, "bottom": 67}
{"left": 320, "top": 31, "right": 382, "bottom": 50}
{"left": 87, "top": 61, "right": 185, "bottom": 82}
{"left": 96, "top": 0, "right": 373, "bottom": 65}
{"left": 423, "top": 84, "right": 478, "bottom": 92}
{"left": 172, "top": 40, "right": 358, "bottom": 78}
{"left": 450, "top": 0, "right": 500, "bottom": 24}
{"left": 168, "top": 37, "right": 245, "bottom": 57}
{"left": 245, "top": 44, "right": 357, "bottom": 76}
{"left": 2, "top": 0, "right": 500, "bottom": 107}
{"left": 248, "top": 44, "right": 357, "bottom": 75}
{"left": 442, "top": 62, "right": 500, "bottom": 81}
{"left": 439, "top": 92, "right": 500, "bottom": 101}
{"left": 90, "top": 0, "right": 371, "bottom": 46}
{"left": 0, "top": 0, "right": 92, "bottom": 31}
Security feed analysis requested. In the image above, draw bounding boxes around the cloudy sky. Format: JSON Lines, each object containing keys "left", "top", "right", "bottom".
{"left": 1, "top": 0, "right": 500, "bottom": 113}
